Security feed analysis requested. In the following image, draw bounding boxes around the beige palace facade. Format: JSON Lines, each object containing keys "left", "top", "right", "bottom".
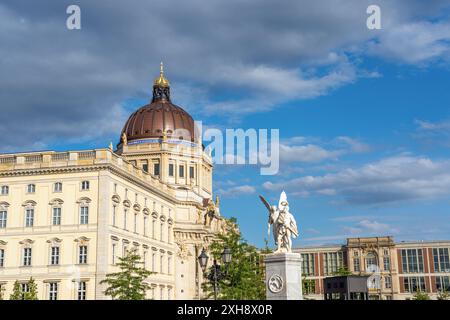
{"left": 294, "top": 236, "right": 450, "bottom": 300}
{"left": 0, "top": 66, "right": 226, "bottom": 300}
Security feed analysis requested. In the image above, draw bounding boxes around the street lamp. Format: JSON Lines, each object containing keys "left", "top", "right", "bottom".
{"left": 197, "top": 247, "right": 232, "bottom": 300}
{"left": 198, "top": 248, "right": 209, "bottom": 272}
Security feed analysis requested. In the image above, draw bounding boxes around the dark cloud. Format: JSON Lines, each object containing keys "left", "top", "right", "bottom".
{"left": 0, "top": 0, "right": 449, "bottom": 151}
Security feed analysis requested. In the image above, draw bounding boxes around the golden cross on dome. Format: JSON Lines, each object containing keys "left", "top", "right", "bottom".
{"left": 154, "top": 61, "right": 170, "bottom": 87}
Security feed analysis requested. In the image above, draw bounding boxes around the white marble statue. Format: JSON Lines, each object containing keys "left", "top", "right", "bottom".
{"left": 260, "top": 191, "right": 299, "bottom": 253}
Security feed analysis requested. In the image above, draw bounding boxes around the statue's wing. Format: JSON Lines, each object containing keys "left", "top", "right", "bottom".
{"left": 289, "top": 215, "right": 299, "bottom": 238}
{"left": 259, "top": 195, "right": 271, "bottom": 212}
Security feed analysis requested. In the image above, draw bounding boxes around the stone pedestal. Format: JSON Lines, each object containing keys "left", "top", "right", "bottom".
{"left": 265, "top": 253, "right": 303, "bottom": 300}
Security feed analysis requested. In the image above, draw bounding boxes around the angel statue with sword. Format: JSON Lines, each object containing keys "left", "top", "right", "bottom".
{"left": 259, "top": 191, "right": 299, "bottom": 253}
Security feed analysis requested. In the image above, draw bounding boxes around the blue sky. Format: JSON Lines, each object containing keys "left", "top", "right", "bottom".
{"left": 1, "top": 1, "right": 450, "bottom": 248}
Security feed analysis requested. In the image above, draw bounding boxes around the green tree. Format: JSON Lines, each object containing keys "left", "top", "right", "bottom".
{"left": 202, "top": 217, "right": 265, "bottom": 300}
{"left": 100, "top": 248, "right": 153, "bottom": 300}
{"left": 413, "top": 291, "right": 430, "bottom": 300}
{"left": 333, "top": 266, "right": 352, "bottom": 276}
{"left": 24, "top": 277, "right": 38, "bottom": 300}
{"left": 9, "top": 280, "right": 22, "bottom": 300}
{"left": 0, "top": 285, "right": 4, "bottom": 300}
{"left": 437, "top": 290, "right": 450, "bottom": 300}
{"left": 9, "top": 278, "right": 39, "bottom": 300}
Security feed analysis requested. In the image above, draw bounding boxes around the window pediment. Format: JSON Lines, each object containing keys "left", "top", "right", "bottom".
{"left": 76, "top": 197, "right": 91, "bottom": 205}
{"left": 19, "top": 239, "right": 34, "bottom": 245}
{"left": 123, "top": 200, "right": 132, "bottom": 208}
{"left": 22, "top": 200, "right": 37, "bottom": 207}
{"left": 112, "top": 194, "right": 121, "bottom": 204}
{"left": 49, "top": 198, "right": 64, "bottom": 206}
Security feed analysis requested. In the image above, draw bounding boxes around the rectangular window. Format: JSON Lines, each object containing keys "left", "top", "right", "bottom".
{"left": 160, "top": 254, "right": 164, "bottom": 274}
{"left": 51, "top": 246, "right": 60, "bottom": 265}
{"left": 123, "top": 209, "right": 127, "bottom": 230}
{"left": 142, "top": 163, "right": 148, "bottom": 173}
{"left": 401, "top": 249, "right": 424, "bottom": 273}
{"left": 152, "top": 253, "right": 156, "bottom": 272}
{"left": 112, "top": 243, "right": 116, "bottom": 265}
{"left": 385, "top": 276, "right": 392, "bottom": 289}
{"left": 134, "top": 214, "right": 138, "bottom": 233}
{"left": 112, "top": 206, "right": 116, "bottom": 227}
{"left": 189, "top": 166, "right": 195, "bottom": 179}
{"left": 301, "top": 253, "right": 315, "bottom": 276}
{"left": 23, "top": 248, "right": 32, "bottom": 266}
{"left": 80, "top": 206, "right": 89, "bottom": 225}
{"left": 323, "top": 252, "right": 343, "bottom": 275}
{"left": 0, "top": 185, "right": 8, "bottom": 195}
{"left": 143, "top": 251, "right": 148, "bottom": 269}
{"left": 153, "top": 163, "right": 160, "bottom": 176}
{"left": 49, "top": 282, "right": 58, "bottom": 300}
{"left": 144, "top": 216, "right": 148, "bottom": 236}
{"left": 433, "top": 248, "right": 450, "bottom": 273}
{"left": 160, "top": 223, "right": 164, "bottom": 242}
{"left": 21, "top": 283, "right": 29, "bottom": 299}
{"left": 0, "top": 249, "right": 4, "bottom": 267}
{"left": 79, "top": 246, "right": 88, "bottom": 264}
{"left": 152, "top": 220, "right": 156, "bottom": 239}
{"left": 52, "top": 207, "right": 61, "bottom": 226}
{"left": 303, "top": 280, "right": 316, "bottom": 295}
{"left": 0, "top": 210, "right": 7, "bottom": 228}
{"left": 27, "top": 184, "right": 36, "bottom": 193}
{"left": 403, "top": 277, "right": 426, "bottom": 293}
{"left": 81, "top": 181, "right": 90, "bottom": 190}
{"left": 25, "top": 208, "right": 34, "bottom": 227}
{"left": 168, "top": 164, "right": 174, "bottom": 177}
{"left": 354, "top": 258, "right": 361, "bottom": 272}
{"left": 78, "top": 282, "right": 87, "bottom": 300}
{"left": 384, "top": 256, "right": 391, "bottom": 271}
{"left": 168, "top": 256, "right": 172, "bottom": 274}
{"left": 179, "top": 165, "right": 184, "bottom": 178}
{"left": 436, "top": 276, "right": 450, "bottom": 292}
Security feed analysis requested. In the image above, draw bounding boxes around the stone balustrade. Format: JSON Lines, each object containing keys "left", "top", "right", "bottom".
{"left": 0, "top": 148, "right": 172, "bottom": 195}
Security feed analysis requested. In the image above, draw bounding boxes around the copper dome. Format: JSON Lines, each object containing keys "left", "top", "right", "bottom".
{"left": 120, "top": 64, "right": 197, "bottom": 144}
{"left": 121, "top": 101, "right": 196, "bottom": 142}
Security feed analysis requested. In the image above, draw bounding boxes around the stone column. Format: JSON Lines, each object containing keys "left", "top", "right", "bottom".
{"left": 265, "top": 253, "right": 303, "bottom": 300}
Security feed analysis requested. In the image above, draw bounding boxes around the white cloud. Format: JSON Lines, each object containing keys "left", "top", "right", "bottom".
{"left": 279, "top": 136, "right": 370, "bottom": 164}
{"left": 264, "top": 154, "right": 450, "bottom": 205}
{"left": 217, "top": 185, "right": 256, "bottom": 198}
{"left": 368, "top": 21, "right": 450, "bottom": 65}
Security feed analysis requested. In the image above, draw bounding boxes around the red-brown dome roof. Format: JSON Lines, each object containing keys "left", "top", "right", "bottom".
{"left": 120, "top": 64, "right": 197, "bottom": 144}
{"left": 121, "top": 100, "right": 196, "bottom": 143}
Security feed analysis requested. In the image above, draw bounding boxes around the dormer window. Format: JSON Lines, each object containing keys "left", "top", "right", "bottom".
{"left": 27, "top": 184, "right": 36, "bottom": 194}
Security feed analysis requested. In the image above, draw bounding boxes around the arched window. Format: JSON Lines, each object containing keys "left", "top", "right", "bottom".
{"left": 0, "top": 202, "right": 9, "bottom": 229}
{"left": 0, "top": 186, "right": 9, "bottom": 195}
{"left": 81, "top": 181, "right": 90, "bottom": 191}
{"left": 53, "top": 182, "right": 63, "bottom": 193}
{"left": 27, "top": 184, "right": 36, "bottom": 194}
{"left": 366, "top": 252, "right": 378, "bottom": 271}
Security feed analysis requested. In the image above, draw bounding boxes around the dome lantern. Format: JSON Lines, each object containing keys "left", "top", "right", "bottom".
{"left": 152, "top": 62, "right": 171, "bottom": 102}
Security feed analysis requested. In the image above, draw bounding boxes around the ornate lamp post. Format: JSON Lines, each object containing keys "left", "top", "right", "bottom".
{"left": 197, "top": 247, "right": 232, "bottom": 300}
